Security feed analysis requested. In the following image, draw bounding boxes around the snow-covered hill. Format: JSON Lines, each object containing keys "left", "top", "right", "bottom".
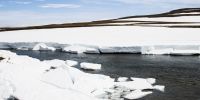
{"left": 0, "top": 8, "right": 200, "bottom": 55}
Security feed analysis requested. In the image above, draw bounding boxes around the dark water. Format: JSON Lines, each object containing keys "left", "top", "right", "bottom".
{"left": 10, "top": 50, "right": 200, "bottom": 100}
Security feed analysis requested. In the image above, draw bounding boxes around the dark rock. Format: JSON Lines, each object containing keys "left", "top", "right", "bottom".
{"left": 7, "top": 96, "right": 19, "bottom": 100}
{"left": 0, "top": 57, "right": 4, "bottom": 61}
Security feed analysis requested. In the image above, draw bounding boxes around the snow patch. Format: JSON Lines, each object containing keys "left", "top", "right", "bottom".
{"left": 41, "top": 67, "right": 73, "bottom": 89}
{"left": 153, "top": 85, "right": 165, "bottom": 92}
{"left": 117, "top": 77, "right": 128, "bottom": 82}
{"left": 43, "top": 59, "right": 66, "bottom": 68}
{"left": 142, "top": 46, "right": 200, "bottom": 55}
{"left": 63, "top": 45, "right": 99, "bottom": 54}
{"left": 80, "top": 62, "right": 102, "bottom": 70}
{"left": 116, "top": 77, "right": 154, "bottom": 90}
{"left": 146, "top": 78, "right": 156, "bottom": 85}
{"left": 123, "top": 90, "right": 153, "bottom": 100}
{"left": 0, "top": 78, "right": 14, "bottom": 100}
{"left": 65, "top": 60, "right": 78, "bottom": 67}
{"left": 33, "top": 43, "right": 56, "bottom": 51}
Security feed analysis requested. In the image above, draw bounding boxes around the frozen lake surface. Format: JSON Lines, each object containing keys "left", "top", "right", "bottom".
{"left": 11, "top": 50, "right": 200, "bottom": 100}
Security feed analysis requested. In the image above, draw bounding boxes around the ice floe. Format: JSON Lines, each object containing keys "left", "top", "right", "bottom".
{"left": 80, "top": 62, "right": 102, "bottom": 70}
{"left": 146, "top": 78, "right": 156, "bottom": 85}
{"left": 117, "top": 77, "right": 128, "bottom": 82}
{"left": 33, "top": 43, "right": 56, "bottom": 51}
{"left": 65, "top": 60, "right": 78, "bottom": 67}
{"left": 43, "top": 59, "right": 66, "bottom": 68}
{"left": 153, "top": 85, "right": 165, "bottom": 92}
{"left": 142, "top": 46, "right": 200, "bottom": 55}
{"left": 116, "top": 77, "right": 154, "bottom": 90}
{"left": 0, "top": 50, "right": 165, "bottom": 100}
{"left": 63, "top": 45, "right": 99, "bottom": 54}
{"left": 123, "top": 90, "right": 153, "bottom": 100}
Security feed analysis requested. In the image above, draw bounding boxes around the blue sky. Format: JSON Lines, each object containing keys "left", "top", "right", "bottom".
{"left": 0, "top": 0, "right": 200, "bottom": 27}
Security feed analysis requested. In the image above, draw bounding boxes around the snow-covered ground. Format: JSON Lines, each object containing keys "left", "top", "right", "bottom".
{"left": 118, "top": 16, "right": 200, "bottom": 22}
{"left": 0, "top": 50, "right": 164, "bottom": 100}
{"left": 0, "top": 8, "right": 200, "bottom": 55}
{"left": 0, "top": 26, "right": 200, "bottom": 55}
{"left": 0, "top": 26, "right": 200, "bottom": 46}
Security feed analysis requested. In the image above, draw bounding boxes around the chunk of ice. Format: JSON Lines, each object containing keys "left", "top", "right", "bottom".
{"left": 146, "top": 78, "right": 156, "bottom": 85}
{"left": 65, "top": 60, "right": 78, "bottom": 67}
{"left": 153, "top": 85, "right": 165, "bottom": 92}
{"left": 117, "top": 77, "right": 128, "bottom": 82}
{"left": 80, "top": 62, "right": 101, "bottom": 70}
{"left": 124, "top": 90, "right": 153, "bottom": 99}
{"left": 33, "top": 43, "right": 56, "bottom": 51}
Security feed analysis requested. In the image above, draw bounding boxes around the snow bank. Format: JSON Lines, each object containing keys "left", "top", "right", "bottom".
{"left": 63, "top": 45, "right": 99, "bottom": 54}
{"left": 43, "top": 59, "right": 66, "bottom": 68}
{"left": 41, "top": 67, "right": 73, "bottom": 89}
{"left": 99, "top": 46, "right": 140, "bottom": 54}
{"left": 0, "top": 78, "right": 14, "bottom": 99}
{"left": 0, "top": 26, "right": 200, "bottom": 47}
{"left": 142, "top": 46, "right": 173, "bottom": 55}
{"left": 0, "top": 25, "right": 200, "bottom": 55}
{"left": 0, "top": 50, "right": 165, "bottom": 100}
{"left": 80, "top": 62, "right": 102, "bottom": 70}
{"left": 32, "top": 43, "right": 56, "bottom": 51}
{"left": 142, "top": 46, "right": 200, "bottom": 55}
{"left": 170, "top": 50, "right": 200, "bottom": 55}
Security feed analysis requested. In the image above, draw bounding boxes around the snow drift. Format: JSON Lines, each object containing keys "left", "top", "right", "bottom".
{"left": 0, "top": 50, "right": 165, "bottom": 100}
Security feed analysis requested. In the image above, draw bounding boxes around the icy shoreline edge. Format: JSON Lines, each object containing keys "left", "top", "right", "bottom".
{"left": 1, "top": 42, "right": 200, "bottom": 55}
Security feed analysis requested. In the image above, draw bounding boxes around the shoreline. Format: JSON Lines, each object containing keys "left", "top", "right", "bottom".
{"left": 1, "top": 42, "right": 200, "bottom": 56}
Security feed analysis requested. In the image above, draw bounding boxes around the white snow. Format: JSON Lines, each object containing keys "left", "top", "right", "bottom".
{"left": 123, "top": 90, "right": 153, "bottom": 100}
{"left": 0, "top": 24, "right": 200, "bottom": 55}
{"left": 0, "top": 78, "right": 14, "bottom": 99}
{"left": 170, "top": 50, "right": 200, "bottom": 55}
{"left": 153, "top": 85, "right": 165, "bottom": 92}
{"left": 171, "top": 12, "right": 200, "bottom": 15}
{"left": 0, "top": 50, "right": 165, "bottom": 100}
{"left": 117, "top": 77, "right": 128, "bottom": 82}
{"left": 0, "top": 14, "right": 200, "bottom": 55}
{"left": 41, "top": 67, "right": 73, "bottom": 89}
{"left": 65, "top": 60, "right": 78, "bottom": 67}
{"left": 0, "top": 26, "right": 200, "bottom": 47}
{"left": 142, "top": 46, "right": 200, "bottom": 55}
{"left": 115, "top": 78, "right": 154, "bottom": 90}
{"left": 146, "top": 78, "right": 156, "bottom": 85}
{"left": 119, "top": 16, "right": 200, "bottom": 22}
{"left": 80, "top": 62, "right": 102, "bottom": 70}
{"left": 142, "top": 47, "right": 174, "bottom": 55}
{"left": 32, "top": 43, "right": 56, "bottom": 51}
{"left": 63, "top": 45, "right": 99, "bottom": 54}
{"left": 43, "top": 59, "right": 66, "bottom": 68}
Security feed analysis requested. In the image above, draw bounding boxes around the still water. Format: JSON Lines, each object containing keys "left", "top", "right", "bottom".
{"left": 11, "top": 50, "right": 200, "bottom": 100}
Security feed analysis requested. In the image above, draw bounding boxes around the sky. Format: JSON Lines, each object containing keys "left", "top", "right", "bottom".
{"left": 0, "top": 0, "right": 200, "bottom": 27}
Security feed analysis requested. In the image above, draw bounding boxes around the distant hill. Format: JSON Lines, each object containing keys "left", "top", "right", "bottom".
{"left": 0, "top": 8, "right": 200, "bottom": 32}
